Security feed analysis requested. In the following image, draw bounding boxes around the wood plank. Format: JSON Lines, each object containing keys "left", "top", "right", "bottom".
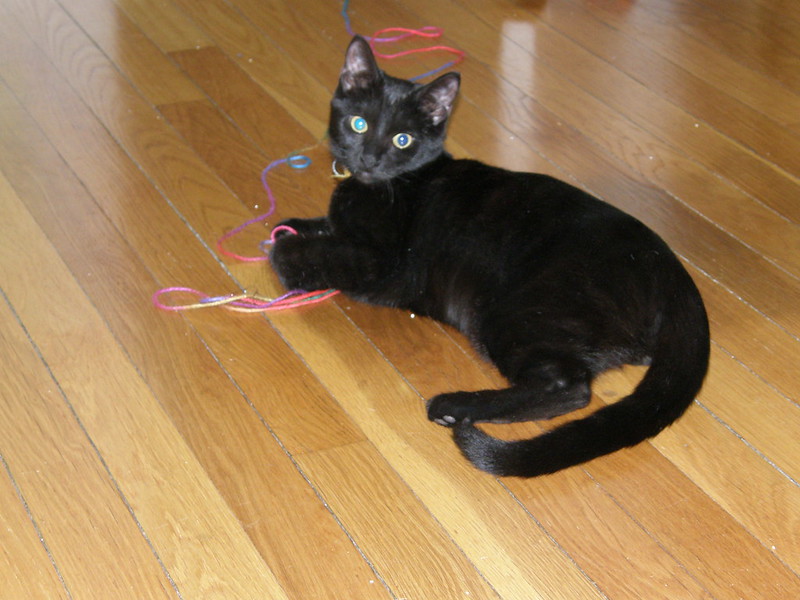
{"left": 170, "top": 0, "right": 331, "bottom": 137}
{"left": 59, "top": 0, "right": 206, "bottom": 105}
{"left": 689, "top": 268, "right": 800, "bottom": 467}
{"left": 457, "top": 0, "right": 800, "bottom": 224}
{"left": 702, "top": 342, "right": 800, "bottom": 482}
{"left": 752, "top": 0, "right": 800, "bottom": 23}
{"left": 157, "top": 97, "right": 293, "bottom": 217}
{"left": 0, "top": 284, "right": 174, "bottom": 598}
{"left": 155, "top": 92, "right": 317, "bottom": 225}
{"left": 0, "top": 168, "right": 286, "bottom": 597}
{"left": 168, "top": 46, "right": 315, "bottom": 157}
{"left": 1, "top": 0, "right": 245, "bottom": 245}
{"left": 660, "top": 0, "right": 800, "bottom": 91}
{"left": 587, "top": 442, "right": 800, "bottom": 600}
{"left": 0, "top": 1, "right": 365, "bottom": 458}
{"left": 114, "top": 0, "right": 210, "bottom": 53}
{"left": 298, "top": 442, "right": 501, "bottom": 600}
{"left": 574, "top": 0, "right": 800, "bottom": 131}
{"left": 495, "top": 48, "right": 800, "bottom": 275}
{"left": 0, "top": 417, "right": 70, "bottom": 599}
{"left": 479, "top": 0, "right": 800, "bottom": 179}
{"left": 0, "top": 51, "right": 392, "bottom": 600}
{"left": 0, "top": 481, "right": 67, "bottom": 599}
{"left": 0, "top": 0, "right": 360, "bottom": 460}
{"left": 652, "top": 382, "right": 800, "bottom": 569}
{"left": 498, "top": 467, "right": 714, "bottom": 600}
{"left": 595, "top": 356, "right": 800, "bottom": 570}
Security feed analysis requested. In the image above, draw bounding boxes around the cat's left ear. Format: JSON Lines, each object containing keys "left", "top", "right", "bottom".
{"left": 340, "top": 36, "right": 381, "bottom": 93}
{"left": 418, "top": 73, "right": 461, "bottom": 126}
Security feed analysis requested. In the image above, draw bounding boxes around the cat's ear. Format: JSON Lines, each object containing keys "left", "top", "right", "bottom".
{"left": 339, "top": 36, "right": 381, "bottom": 93}
{"left": 418, "top": 73, "right": 461, "bottom": 126}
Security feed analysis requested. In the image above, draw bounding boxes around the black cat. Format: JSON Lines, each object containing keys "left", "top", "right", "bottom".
{"left": 270, "top": 36, "right": 710, "bottom": 477}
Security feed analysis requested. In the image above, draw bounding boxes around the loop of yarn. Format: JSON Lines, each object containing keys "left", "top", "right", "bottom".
{"left": 215, "top": 156, "right": 302, "bottom": 263}
{"left": 152, "top": 286, "right": 339, "bottom": 313}
{"left": 153, "top": 156, "right": 341, "bottom": 314}
{"left": 341, "top": 0, "right": 465, "bottom": 81}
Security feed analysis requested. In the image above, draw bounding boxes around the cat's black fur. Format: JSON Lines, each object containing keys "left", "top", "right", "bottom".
{"left": 270, "top": 36, "right": 710, "bottom": 477}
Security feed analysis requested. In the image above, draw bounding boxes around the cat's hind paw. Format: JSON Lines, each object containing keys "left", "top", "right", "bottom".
{"left": 433, "top": 414, "right": 458, "bottom": 427}
{"left": 427, "top": 392, "right": 478, "bottom": 427}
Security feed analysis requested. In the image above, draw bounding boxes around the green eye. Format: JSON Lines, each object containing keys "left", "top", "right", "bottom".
{"left": 350, "top": 116, "right": 368, "bottom": 134}
{"left": 392, "top": 133, "right": 413, "bottom": 149}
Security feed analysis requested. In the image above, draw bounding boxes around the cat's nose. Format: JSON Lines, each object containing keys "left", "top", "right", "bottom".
{"left": 359, "top": 154, "right": 379, "bottom": 171}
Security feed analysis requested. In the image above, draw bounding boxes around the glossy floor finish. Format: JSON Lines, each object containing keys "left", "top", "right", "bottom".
{"left": 1, "top": 0, "right": 799, "bottom": 598}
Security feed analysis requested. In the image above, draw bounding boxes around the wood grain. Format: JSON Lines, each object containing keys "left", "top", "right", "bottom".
{"left": 0, "top": 27, "right": 386, "bottom": 600}
{"left": 1, "top": 0, "right": 798, "bottom": 597}
{"left": 115, "top": 0, "right": 210, "bottom": 53}
{"left": 0, "top": 169, "right": 287, "bottom": 598}
{"left": 60, "top": 0, "right": 206, "bottom": 105}
{"left": 298, "top": 442, "right": 501, "bottom": 600}
{"left": 484, "top": 0, "right": 800, "bottom": 224}
{"left": 0, "top": 284, "right": 175, "bottom": 599}
{"left": 0, "top": 460, "right": 70, "bottom": 599}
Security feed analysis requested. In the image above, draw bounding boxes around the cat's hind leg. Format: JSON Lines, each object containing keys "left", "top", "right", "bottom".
{"left": 427, "top": 354, "right": 592, "bottom": 427}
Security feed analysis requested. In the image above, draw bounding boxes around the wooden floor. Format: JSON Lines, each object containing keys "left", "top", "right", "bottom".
{"left": 1, "top": 0, "right": 799, "bottom": 597}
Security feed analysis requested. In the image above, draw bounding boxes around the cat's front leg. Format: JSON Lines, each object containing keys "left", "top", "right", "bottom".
{"left": 270, "top": 234, "right": 329, "bottom": 291}
{"left": 270, "top": 234, "right": 386, "bottom": 293}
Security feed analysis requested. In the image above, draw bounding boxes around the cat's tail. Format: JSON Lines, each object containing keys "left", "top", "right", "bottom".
{"left": 452, "top": 274, "right": 710, "bottom": 478}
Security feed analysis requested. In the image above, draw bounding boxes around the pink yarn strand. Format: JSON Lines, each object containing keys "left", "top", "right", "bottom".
{"left": 153, "top": 154, "right": 341, "bottom": 314}
{"left": 215, "top": 158, "right": 286, "bottom": 262}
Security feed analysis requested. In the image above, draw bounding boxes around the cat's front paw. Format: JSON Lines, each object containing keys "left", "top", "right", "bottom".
{"left": 273, "top": 217, "right": 330, "bottom": 239}
{"left": 270, "top": 236, "right": 325, "bottom": 291}
{"left": 427, "top": 392, "right": 480, "bottom": 427}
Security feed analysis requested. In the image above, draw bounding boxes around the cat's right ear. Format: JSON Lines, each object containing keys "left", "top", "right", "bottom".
{"left": 339, "top": 36, "right": 381, "bottom": 93}
{"left": 418, "top": 72, "right": 461, "bottom": 126}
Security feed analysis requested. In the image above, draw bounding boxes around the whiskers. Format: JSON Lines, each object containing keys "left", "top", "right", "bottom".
{"left": 381, "top": 178, "right": 397, "bottom": 204}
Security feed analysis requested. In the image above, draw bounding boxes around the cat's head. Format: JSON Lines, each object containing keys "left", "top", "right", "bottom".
{"left": 329, "top": 36, "right": 460, "bottom": 184}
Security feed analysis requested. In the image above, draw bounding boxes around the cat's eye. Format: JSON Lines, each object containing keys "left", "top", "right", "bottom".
{"left": 392, "top": 133, "right": 413, "bottom": 149}
{"left": 350, "top": 116, "right": 368, "bottom": 134}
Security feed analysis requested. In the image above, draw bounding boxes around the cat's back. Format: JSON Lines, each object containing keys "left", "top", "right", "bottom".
{"left": 429, "top": 158, "right": 618, "bottom": 218}
{"left": 419, "top": 157, "right": 644, "bottom": 252}
{"left": 412, "top": 156, "right": 682, "bottom": 308}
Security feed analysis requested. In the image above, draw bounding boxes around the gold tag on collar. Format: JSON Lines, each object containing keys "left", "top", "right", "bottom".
{"left": 331, "top": 160, "right": 352, "bottom": 180}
